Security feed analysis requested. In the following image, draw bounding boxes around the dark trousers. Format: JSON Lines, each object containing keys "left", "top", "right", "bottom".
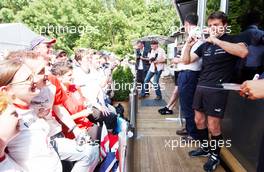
{"left": 178, "top": 70, "right": 199, "bottom": 139}
{"left": 141, "top": 70, "right": 163, "bottom": 97}
{"left": 88, "top": 111, "right": 117, "bottom": 130}
{"left": 136, "top": 69, "right": 149, "bottom": 93}
{"left": 257, "top": 134, "right": 264, "bottom": 172}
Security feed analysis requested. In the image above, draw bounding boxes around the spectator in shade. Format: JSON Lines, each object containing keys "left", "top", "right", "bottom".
{"left": 240, "top": 75, "right": 264, "bottom": 172}
{"left": 236, "top": 10, "right": 264, "bottom": 82}
{"left": 135, "top": 41, "right": 150, "bottom": 95}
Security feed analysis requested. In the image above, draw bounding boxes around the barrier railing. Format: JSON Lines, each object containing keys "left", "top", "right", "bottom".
{"left": 129, "top": 79, "right": 138, "bottom": 128}
{"left": 120, "top": 79, "right": 138, "bottom": 172}
{"left": 222, "top": 92, "right": 264, "bottom": 171}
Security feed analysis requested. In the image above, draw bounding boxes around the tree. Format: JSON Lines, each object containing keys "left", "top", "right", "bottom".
{"left": 3, "top": 0, "right": 179, "bottom": 57}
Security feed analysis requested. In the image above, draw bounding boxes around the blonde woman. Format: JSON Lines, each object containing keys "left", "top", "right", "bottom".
{"left": 0, "top": 58, "right": 62, "bottom": 172}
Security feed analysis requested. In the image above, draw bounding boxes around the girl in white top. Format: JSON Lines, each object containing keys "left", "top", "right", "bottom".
{"left": 0, "top": 58, "right": 62, "bottom": 172}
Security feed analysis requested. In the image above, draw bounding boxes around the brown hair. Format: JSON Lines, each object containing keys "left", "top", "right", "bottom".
{"left": 6, "top": 50, "right": 40, "bottom": 61}
{"left": 74, "top": 48, "right": 88, "bottom": 62}
{"left": 1, "top": 51, "right": 45, "bottom": 87}
{"left": 51, "top": 61, "right": 73, "bottom": 76}
{"left": 0, "top": 58, "right": 23, "bottom": 87}
{"left": 207, "top": 11, "right": 228, "bottom": 25}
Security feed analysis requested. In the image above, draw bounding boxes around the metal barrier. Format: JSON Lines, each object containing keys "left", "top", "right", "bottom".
{"left": 122, "top": 79, "right": 138, "bottom": 172}
{"left": 222, "top": 92, "right": 264, "bottom": 171}
{"left": 129, "top": 79, "right": 138, "bottom": 128}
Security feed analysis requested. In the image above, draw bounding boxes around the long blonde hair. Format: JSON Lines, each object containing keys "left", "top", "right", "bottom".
{"left": 0, "top": 92, "right": 11, "bottom": 113}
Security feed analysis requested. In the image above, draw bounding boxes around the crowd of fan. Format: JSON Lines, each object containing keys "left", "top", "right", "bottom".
{"left": 0, "top": 36, "right": 127, "bottom": 172}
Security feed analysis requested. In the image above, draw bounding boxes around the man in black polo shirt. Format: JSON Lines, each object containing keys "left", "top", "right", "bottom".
{"left": 183, "top": 11, "right": 249, "bottom": 172}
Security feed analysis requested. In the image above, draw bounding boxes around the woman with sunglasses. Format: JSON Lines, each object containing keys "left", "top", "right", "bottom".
{"left": 6, "top": 51, "right": 99, "bottom": 172}
{"left": 0, "top": 58, "right": 63, "bottom": 172}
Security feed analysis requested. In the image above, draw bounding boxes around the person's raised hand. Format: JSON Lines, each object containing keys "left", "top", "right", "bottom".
{"left": 0, "top": 105, "right": 20, "bottom": 145}
{"left": 206, "top": 35, "right": 219, "bottom": 45}
{"left": 100, "top": 106, "right": 110, "bottom": 116}
{"left": 172, "top": 57, "right": 182, "bottom": 64}
{"left": 186, "top": 36, "right": 198, "bottom": 47}
{"left": 240, "top": 80, "right": 264, "bottom": 100}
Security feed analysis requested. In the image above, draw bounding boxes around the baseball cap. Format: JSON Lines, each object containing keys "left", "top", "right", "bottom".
{"left": 29, "top": 36, "right": 56, "bottom": 50}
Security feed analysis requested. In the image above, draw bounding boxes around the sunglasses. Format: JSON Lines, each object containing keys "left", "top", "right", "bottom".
{"left": 10, "top": 75, "right": 49, "bottom": 92}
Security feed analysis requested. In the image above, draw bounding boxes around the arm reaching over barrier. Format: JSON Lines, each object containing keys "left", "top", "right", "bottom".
{"left": 240, "top": 79, "right": 264, "bottom": 100}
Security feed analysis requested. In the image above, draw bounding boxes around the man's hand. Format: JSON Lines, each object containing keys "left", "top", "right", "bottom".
{"left": 100, "top": 106, "right": 110, "bottom": 116}
{"left": 0, "top": 105, "right": 20, "bottom": 145}
{"left": 186, "top": 36, "right": 198, "bottom": 47}
{"left": 172, "top": 58, "right": 182, "bottom": 64}
{"left": 240, "top": 80, "right": 264, "bottom": 100}
{"left": 206, "top": 35, "right": 219, "bottom": 45}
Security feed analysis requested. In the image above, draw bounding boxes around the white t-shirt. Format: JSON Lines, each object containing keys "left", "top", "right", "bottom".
{"left": 0, "top": 154, "right": 25, "bottom": 172}
{"left": 138, "top": 48, "right": 144, "bottom": 70}
{"left": 72, "top": 66, "right": 105, "bottom": 106}
{"left": 30, "top": 84, "right": 62, "bottom": 137}
{"left": 177, "top": 27, "right": 203, "bottom": 71}
{"left": 7, "top": 106, "right": 62, "bottom": 172}
{"left": 149, "top": 47, "right": 166, "bottom": 72}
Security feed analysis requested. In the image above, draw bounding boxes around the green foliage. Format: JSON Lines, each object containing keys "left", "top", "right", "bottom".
{"left": 206, "top": 0, "right": 264, "bottom": 34}
{"left": 112, "top": 65, "right": 134, "bottom": 101}
{"left": 206, "top": 0, "right": 220, "bottom": 17}
{"left": 0, "top": 0, "right": 29, "bottom": 22}
{"left": 1, "top": 0, "right": 179, "bottom": 57}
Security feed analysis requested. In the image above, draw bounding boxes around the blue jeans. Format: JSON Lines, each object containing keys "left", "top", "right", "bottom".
{"left": 178, "top": 70, "right": 199, "bottom": 139}
{"left": 141, "top": 70, "right": 163, "bottom": 97}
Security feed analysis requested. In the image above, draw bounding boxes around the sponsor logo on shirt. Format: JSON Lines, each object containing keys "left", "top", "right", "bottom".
{"left": 214, "top": 108, "right": 222, "bottom": 113}
{"left": 204, "top": 47, "right": 212, "bottom": 56}
{"left": 214, "top": 48, "right": 226, "bottom": 55}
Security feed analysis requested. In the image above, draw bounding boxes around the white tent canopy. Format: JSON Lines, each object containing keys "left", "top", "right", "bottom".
{"left": 0, "top": 23, "right": 40, "bottom": 53}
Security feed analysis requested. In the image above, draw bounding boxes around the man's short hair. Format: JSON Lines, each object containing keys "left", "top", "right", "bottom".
{"left": 136, "top": 40, "right": 144, "bottom": 44}
{"left": 74, "top": 48, "right": 88, "bottom": 62}
{"left": 151, "top": 40, "right": 159, "bottom": 45}
{"left": 207, "top": 11, "right": 228, "bottom": 25}
{"left": 51, "top": 61, "right": 73, "bottom": 76}
{"left": 185, "top": 13, "right": 198, "bottom": 25}
{"left": 245, "top": 10, "right": 261, "bottom": 26}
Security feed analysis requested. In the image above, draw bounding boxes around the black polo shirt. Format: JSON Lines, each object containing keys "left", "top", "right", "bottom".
{"left": 194, "top": 34, "right": 243, "bottom": 86}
